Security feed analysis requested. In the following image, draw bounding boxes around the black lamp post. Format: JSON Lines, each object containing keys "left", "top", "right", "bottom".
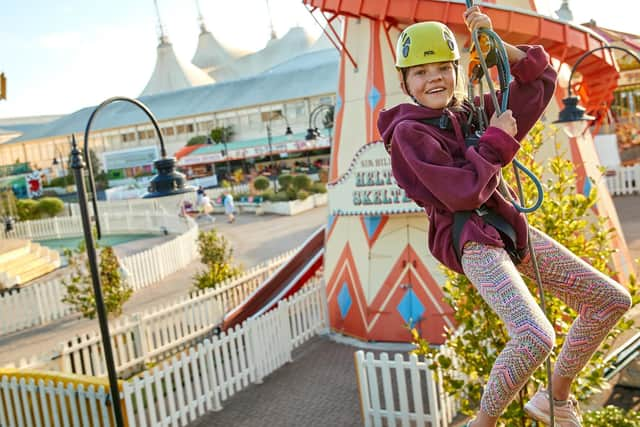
{"left": 70, "top": 96, "right": 194, "bottom": 427}
{"left": 554, "top": 45, "right": 640, "bottom": 138}
{"left": 305, "top": 104, "right": 334, "bottom": 168}
{"left": 265, "top": 111, "right": 293, "bottom": 192}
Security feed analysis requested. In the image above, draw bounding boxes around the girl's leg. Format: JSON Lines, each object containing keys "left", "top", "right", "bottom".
{"left": 517, "top": 227, "right": 632, "bottom": 397}
{"left": 461, "top": 242, "right": 556, "bottom": 420}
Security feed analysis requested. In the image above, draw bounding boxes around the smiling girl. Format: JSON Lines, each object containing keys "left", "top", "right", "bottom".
{"left": 377, "top": 6, "right": 632, "bottom": 427}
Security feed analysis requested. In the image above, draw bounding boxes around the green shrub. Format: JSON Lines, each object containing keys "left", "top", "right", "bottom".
{"left": 285, "top": 188, "right": 298, "bottom": 201}
{"left": 186, "top": 135, "right": 207, "bottom": 146}
{"left": 36, "top": 197, "right": 64, "bottom": 218}
{"left": 270, "top": 191, "right": 290, "bottom": 202}
{"left": 278, "top": 174, "right": 294, "bottom": 191}
{"left": 260, "top": 189, "right": 275, "bottom": 201}
{"left": 46, "top": 175, "right": 74, "bottom": 188}
{"left": 16, "top": 199, "right": 39, "bottom": 220}
{"left": 296, "top": 190, "right": 310, "bottom": 200}
{"left": 583, "top": 405, "right": 640, "bottom": 426}
{"left": 62, "top": 246, "right": 132, "bottom": 319}
{"left": 193, "top": 230, "right": 243, "bottom": 291}
{"left": 310, "top": 182, "right": 327, "bottom": 193}
{"left": 292, "top": 174, "right": 312, "bottom": 191}
{"left": 253, "top": 176, "right": 270, "bottom": 192}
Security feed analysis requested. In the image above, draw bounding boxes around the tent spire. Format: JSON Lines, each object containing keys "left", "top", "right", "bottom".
{"left": 195, "top": 0, "right": 207, "bottom": 33}
{"left": 265, "top": 0, "right": 277, "bottom": 40}
{"left": 154, "top": 0, "right": 169, "bottom": 43}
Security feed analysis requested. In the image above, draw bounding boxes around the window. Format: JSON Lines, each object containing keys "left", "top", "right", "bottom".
{"left": 121, "top": 132, "right": 135, "bottom": 143}
{"left": 163, "top": 127, "right": 175, "bottom": 136}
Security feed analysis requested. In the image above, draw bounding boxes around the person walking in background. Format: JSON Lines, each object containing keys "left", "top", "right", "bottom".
{"left": 196, "top": 189, "right": 215, "bottom": 223}
{"left": 223, "top": 189, "right": 235, "bottom": 223}
{"left": 377, "top": 6, "right": 632, "bottom": 427}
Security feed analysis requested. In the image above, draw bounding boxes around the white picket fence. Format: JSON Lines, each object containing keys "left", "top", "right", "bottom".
{"left": 354, "top": 349, "right": 461, "bottom": 427}
{"left": 0, "top": 280, "right": 328, "bottom": 427}
{"left": 9, "top": 249, "right": 297, "bottom": 375}
{"left": 0, "top": 213, "right": 198, "bottom": 336}
{"left": 0, "top": 377, "right": 114, "bottom": 427}
{"left": 122, "top": 281, "right": 327, "bottom": 427}
{"left": 605, "top": 164, "right": 640, "bottom": 196}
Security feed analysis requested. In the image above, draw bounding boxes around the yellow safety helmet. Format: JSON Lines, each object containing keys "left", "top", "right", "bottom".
{"left": 395, "top": 21, "right": 460, "bottom": 69}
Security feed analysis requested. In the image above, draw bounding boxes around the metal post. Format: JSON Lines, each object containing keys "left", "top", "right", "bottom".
{"left": 266, "top": 124, "right": 278, "bottom": 192}
{"left": 69, "top": 136, "right": 124, "bottom": 427}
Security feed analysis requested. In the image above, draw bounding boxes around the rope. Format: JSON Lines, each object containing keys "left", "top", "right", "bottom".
{"left": 464, "top": 1, "right": 555, "bottom": 424}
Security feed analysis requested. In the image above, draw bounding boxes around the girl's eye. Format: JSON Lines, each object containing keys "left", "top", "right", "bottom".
{"left": 439, "top": 65, "right": 450, "bottom": 71}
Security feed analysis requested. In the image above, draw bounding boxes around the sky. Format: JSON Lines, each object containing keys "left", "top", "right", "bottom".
{"left": 0, "top": 0, "right": 637, "bottom": 120}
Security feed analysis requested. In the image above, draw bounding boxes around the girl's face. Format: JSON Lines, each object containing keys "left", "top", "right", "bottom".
{"left": 404, "top": 61, "right": 456, "bottom": 109}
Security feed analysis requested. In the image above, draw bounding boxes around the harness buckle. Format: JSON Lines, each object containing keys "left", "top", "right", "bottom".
{"left": 475, "top": 205, "right": 489, "bottom": 217}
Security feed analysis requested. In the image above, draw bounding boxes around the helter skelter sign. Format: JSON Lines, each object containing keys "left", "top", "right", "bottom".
{"left": 328, "top": 141, "right": 423, "bottom": 216}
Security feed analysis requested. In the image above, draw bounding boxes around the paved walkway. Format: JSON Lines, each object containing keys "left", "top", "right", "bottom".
{"left": 188, "top": 336, "right": 364, "bottom": 427}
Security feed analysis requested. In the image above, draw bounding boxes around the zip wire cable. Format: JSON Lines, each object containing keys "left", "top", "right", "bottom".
{"left": 465, "top": 1, "right": 556, "bottom": 424}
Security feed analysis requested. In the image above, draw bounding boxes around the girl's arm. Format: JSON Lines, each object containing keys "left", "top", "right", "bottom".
{"left": 391, "top": 121, "right": 520, "bottom": 212}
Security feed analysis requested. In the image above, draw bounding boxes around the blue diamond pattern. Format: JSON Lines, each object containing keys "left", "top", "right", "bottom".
{"left": 335, "top": 95, "right": 343, "bottom": 114}
{"left": 368, "top": 86, "right": 381, "bottom": 110}
{"left": 337, "top": 282, "right": 352, "bottom": 319}
{"left": 397, "top": 288, "right": 424, "bottom": 328}
{"left": 583, "top": 177, "right": 592, "bottom": 197}
{"left": 363, "top": 216, "right": 381, "bottom": 240}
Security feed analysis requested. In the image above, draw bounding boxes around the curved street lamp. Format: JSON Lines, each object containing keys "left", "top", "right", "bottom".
{"left": 554, "top": 45, "right": 640, "bottom": 138}
{"left": 305, "top": 104, "right": 334, "bottom": 168}
{"left": 265, "top": 110, "right": 293, "bottom": 192}
{"left": 70, "top": 96, "right": 194, "bottom": 427}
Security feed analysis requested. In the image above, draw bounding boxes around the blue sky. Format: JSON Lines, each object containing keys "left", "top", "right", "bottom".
{"left": 0, "top": 0, "right": 636, "bottom": 120}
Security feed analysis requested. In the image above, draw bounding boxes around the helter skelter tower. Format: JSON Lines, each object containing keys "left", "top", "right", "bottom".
{"left": 303, "top": 0, "right": 634, "bottom": 344}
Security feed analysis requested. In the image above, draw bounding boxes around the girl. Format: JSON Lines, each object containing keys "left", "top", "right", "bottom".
{"left": 377, "top": 6, "right": 632, "bottom": 427}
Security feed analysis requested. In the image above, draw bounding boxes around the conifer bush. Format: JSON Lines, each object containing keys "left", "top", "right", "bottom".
{"left": 62, "top": 245, "right": 132, "bottom": 319}
{"left": 411, "top": 122, "right": 639, "bottom": 425}
{"left": 193, "top": 229, "right": 243, "bottom": 290}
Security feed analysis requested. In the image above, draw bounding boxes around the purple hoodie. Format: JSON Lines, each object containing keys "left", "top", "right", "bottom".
{"left": 377, "top": 45, "right": 557, "bottom": 274}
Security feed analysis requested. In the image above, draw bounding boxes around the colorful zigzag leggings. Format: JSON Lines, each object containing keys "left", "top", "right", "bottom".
{"left": 461, "top": 227, "right": 632, "bottom": 417}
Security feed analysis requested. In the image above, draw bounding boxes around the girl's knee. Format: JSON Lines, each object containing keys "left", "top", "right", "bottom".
{"left": 609, "top": 285, "right": 632, "bottom": 318}
{"left": 517, "top": 319, "right": 555, "bottom": 362}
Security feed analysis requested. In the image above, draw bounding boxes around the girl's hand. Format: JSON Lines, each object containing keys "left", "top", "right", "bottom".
{"left": 489, "top": 110, "right": 517, "bottom": 137}
{"left": 463, "top": 6, "right": 493, "bottom": 33}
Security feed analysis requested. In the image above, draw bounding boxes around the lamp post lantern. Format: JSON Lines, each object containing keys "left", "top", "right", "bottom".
{"left": 264, "top": 111, "right": 293, "bottom": 192}
{"left": 305, "top": 104, "right": 334, "bottom": 168}
{"left": 554, "top": 45, "right": 640, "bottom": 138}
{"left": 70, "top": 96, "right": 195, "bottom": 427}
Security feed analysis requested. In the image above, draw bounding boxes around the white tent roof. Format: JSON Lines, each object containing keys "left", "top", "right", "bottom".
{"left": 210, "top": 26, "right": 316, "bottom": 81}
{"left": 140, "top": 36, "right": 214, "bottom": 97}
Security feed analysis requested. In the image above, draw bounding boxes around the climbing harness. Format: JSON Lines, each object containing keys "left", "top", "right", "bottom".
{"left": 464, "top": 0, "right": 556, "bottom": 424}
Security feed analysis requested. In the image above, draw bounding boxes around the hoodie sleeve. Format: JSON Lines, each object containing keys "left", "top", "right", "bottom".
{"left": 391, "top": 121, "right": 520, "bottom": 212}
{"left": 482, "top": 45, "right": 557, "bottom": 141}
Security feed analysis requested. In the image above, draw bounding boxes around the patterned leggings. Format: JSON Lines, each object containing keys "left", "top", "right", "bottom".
{"left": 461, "top": 227, "right": 632, "bottom": 417}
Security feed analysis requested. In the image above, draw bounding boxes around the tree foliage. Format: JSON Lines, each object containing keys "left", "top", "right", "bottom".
{"left": 411, "top": 122, "right": 639, "bottom": 425}
{"left": 193, "top": 229, "right": 243, "bottom": 291}
{"left": 210, "top": 126, "right": 234, "bottom": 144}
{"left": 186, "top": 135, "right": 208, "bottom": 146}
{"left": 62, "top": 244, "right": 132, "bottom": 319}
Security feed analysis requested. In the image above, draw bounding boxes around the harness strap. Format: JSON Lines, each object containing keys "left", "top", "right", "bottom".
{"left": 453, "top": 206, "right": 523, "bottom": 264}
